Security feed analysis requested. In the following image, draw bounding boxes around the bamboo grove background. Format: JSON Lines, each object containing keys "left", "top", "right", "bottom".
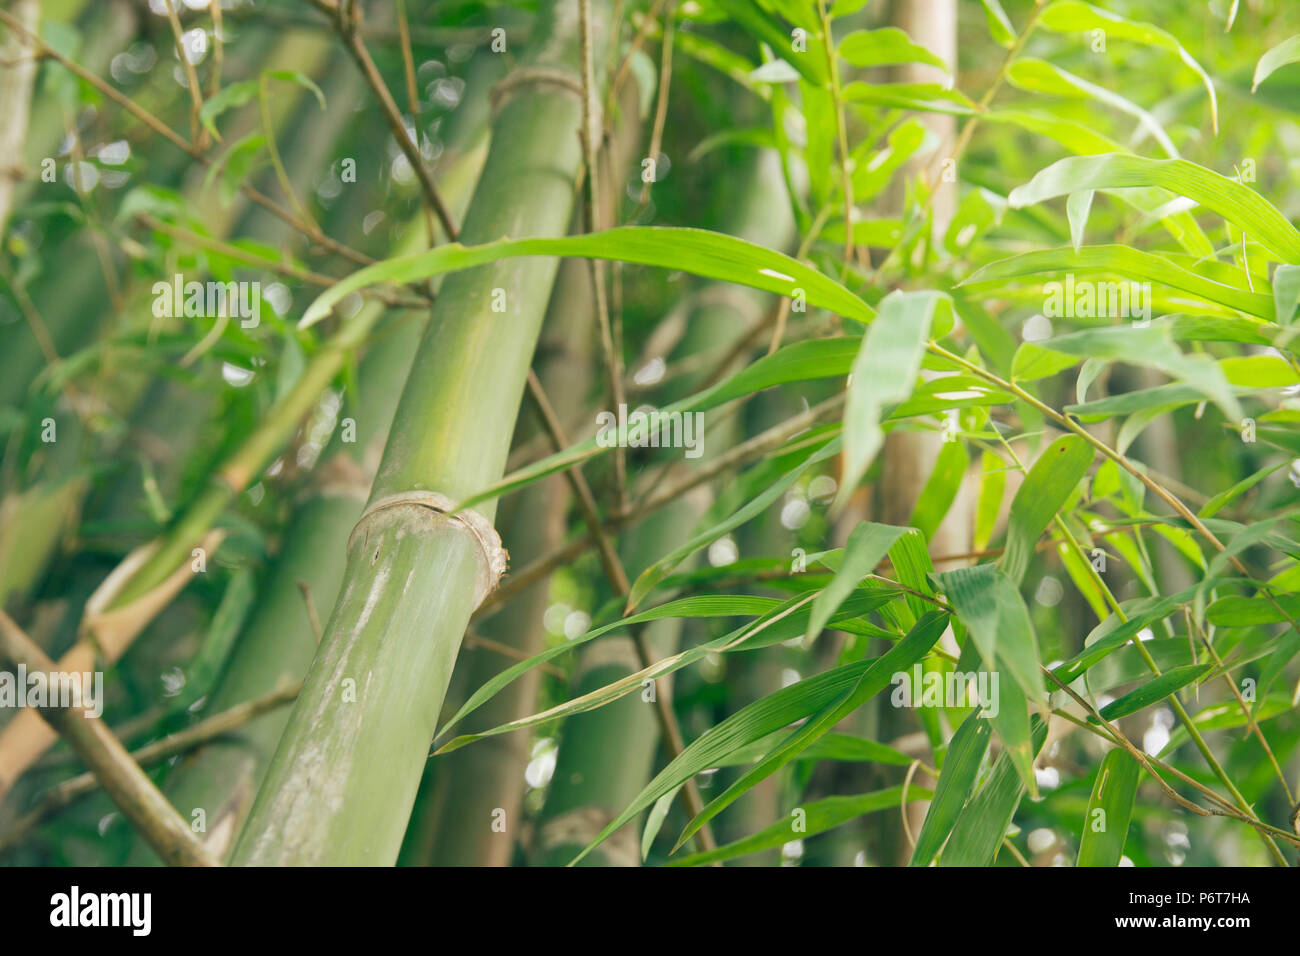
{"left": 1, "top": 0, "right": 1299, "bottom": 867}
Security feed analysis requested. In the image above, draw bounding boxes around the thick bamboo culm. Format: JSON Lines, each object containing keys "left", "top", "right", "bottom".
{"left": 233, "top": 0, "right": 614, "bottom": 866}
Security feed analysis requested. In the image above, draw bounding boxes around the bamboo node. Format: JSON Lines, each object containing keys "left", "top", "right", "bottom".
{"left": 350, "top": 491, "right": 507, "bottom": 609}
{"left": 490, "top": 66, "right": 585, "bottom": 116}
{"left": 537, "top": 806, "right": 639, "bottom": 866}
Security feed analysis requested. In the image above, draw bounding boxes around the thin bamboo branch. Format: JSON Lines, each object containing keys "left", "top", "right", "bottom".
{"left": 162, "top": 0, "right": 206, "bottom": 146}
{"left": 637, "top": 0, "right": 675, "bottom": 208}
{"left": 309, "top": 0, "right": 460, "bottom": 242}
{"left": 578, "top": 0, "right": 628, "bottom": 514}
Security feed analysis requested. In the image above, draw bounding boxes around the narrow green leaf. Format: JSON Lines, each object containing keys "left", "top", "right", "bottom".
{"left": 1007, "top": 155, "right": 1300, "bottom": 263}
{"left": 1053, "top": 587, "right": 1199, "bottom": 685}
{"left": 198, "top": 80, "right": 257, "bottom": 138}
{"left": 300, "top": 227, "right": 873, "bottom": 329}
{"left": 1067, "top": 189, "right": 1094, "bottom": 251}
{"left": 978, "top": 0, "right": 1016, "bottom": 47}
{"left": 265, "top": 69, "right": 326, "bottom": 109}
{"left": 805, "top": 521, "right": 910, "bottom": 641}
{"left": 842, "top": 81, "right": 976, "bottom": 115}
{"left": 671, "top": 611, "right": 950, "bottom": 853}
{"left": 628, "top": 438, "right": 839, "bottom": 611}
{"left": 668, "top": 787, "right": 933, "bottom": 867}
{"left": 434, "top": 594, "right": 779, "bottom": 739}
{"left": 1095, "top": 663, "right": 1211, "bottom": 721}
{"left": 909, "top": 711, "right": 993, "bottom": 866}
{"left": 1161, "top": 693, "right": 1296, "bottom": 754}
{"left": 1011, "top": 342, "right": 1079, "bottom": 382}
{"left": 569, "top": 653, "right": 892, "bottom": 864}
{"left": 1253, "top": 35, "right": 1300, "bottom": 92}
{"left": 838, "top": 28, "right": 948, "bottom": 72}
{"left": 973, "top": 451, "right": 1007, "bottom": 552}
{"left": 641, "top": 785, "right": 684, "bottom": 861}
{"left": 1038, "top": 1, "right": 1217, "bottom": 133}
{"left": 939, "top": 717, "right": 1048, "bottom": 865}
{"left": 837, "top": 291, "right": 950, "bottom": 508}
{"left": 1273, "top": 264, "right": 1300, "bottom": 326}
{"left": 910, "top": 441, "right": 969, "bottom": 541}
{"left": 963, "top": 244, "right": 1275, "bottom": 321}
{"left": 999, "top": 435, "right": 1092, "bottom": 586}
{"left": 1207, "top": 592, "right": 1300, "bottom": 627}
{"left": 1076, "top": 748, "right": 1141, "bottom": 866}
{"left": 1006, "top": 59, "right": 1176, "bottom": 157}
{"left": 1200, "top": 462, "right": 1287, "bottom": 518}
{"left": 936, "top": 565, "right": 1042, "bottom": 795}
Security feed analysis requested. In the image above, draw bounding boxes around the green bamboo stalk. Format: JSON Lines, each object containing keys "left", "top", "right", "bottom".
{"left": 133, "top": 315, "right": 425, "bottom": 863}
{"left": 232, "top": 0, "right": 612, "bottom": 865}
{"left": 409, "top": 69, "right": 647, "bottom": 868}
{"left": 123, "top": 53, "right": 497, "bottom": 865}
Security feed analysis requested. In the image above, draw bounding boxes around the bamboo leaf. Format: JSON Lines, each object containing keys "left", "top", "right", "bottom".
{"left": 1160, "top": 693, "right": 1296, "bottom": 754}
{"left": 264, "top": 69, "right": 326, "bottom": 109}
{"left": 673, "top": 611, "right": 950, "bottom": 851}
{"left": 568, "top": 653, "right": 891, "bottom": 864}
{"left": 1006, "top": 155, "right": 1300, "bottom": 263}
{"left": 300, "top": 227, "right": 873, "bottom": 329}
{"left": 962, "top": 244, "right": 1276, "bottom": 320}
{"left": 641, "top": 785, "right": 684, "bottom": 861}
{"left": 842, "top": 81, "right": 976, "bottom": 115}
{"left": 937, "top": 565, "right": 1043, "bottom": 794}
{"left": 838, "top": 28, "right": 948, "bottom": 72}
{"left": 999, "top": 435, "right": 1092, "bottom": 586}
{"left": 198, "top": 80, "right": 258, "bottom": 138}
{"left": 1199, "top": 462, "right": 1287, "bottom": 518}
{"left": 1052, "top": 587, "right": 1199, "bottom": 685}
{"left": 910, "top": 441, "right": 969, "bottom": 541}
{"left": 1038, "top": 1, "right": 1217, "bottom": 133}
{"left": 978, "top": 0, "right": 1016, "bottom": 47}
{"left": 804, "top": 521, "right": 910, "bottom": 641}
{"left": 1076, "top": 748, "right": 1141, "bottom": 866}
{"left": 1067, "top": 189, "right": 1094, "bottom": 251}
{"left": 1206, "top": 592, "right": 1300, "bottom": 627}
{"left": 434, "top": 595, "right": 779, "bottom": 739}
{"left": 1273, "top": 264, "right": 1300, "bottom": 326}
{"left": 939, "top": 717, "right": 1047, "bottom": 865}
{"left": 1253, "top": 35, "right": 1300, "bottom": 92}
{"left": 1006, "top": 59, "right": 1176, "bottom": 157}
{"left": 668, "top": 787, "right": 933, "bottom": 866}
{"left": 1094, "top": 663, "right": 1211, "bottom": 721}
{"left": 627, "top": 438, "right": 840, "bottom": 611}
{"left": 837, "top": 291, "right": 950, "bottom": 509}
{"left": 1011, "top": 343, "right": 1078, "bottom": 381}
{"left": 939, "top": 564, "right": 1044, "bottom": 705}
{"left": 973, "top": 451, "right": 1007, "bottom": 552}
{"left": 909, "top": 711, "right": 993, "bottom": 866}
{"left": 456, "top": 341, "right": 851, "bottom": 511}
